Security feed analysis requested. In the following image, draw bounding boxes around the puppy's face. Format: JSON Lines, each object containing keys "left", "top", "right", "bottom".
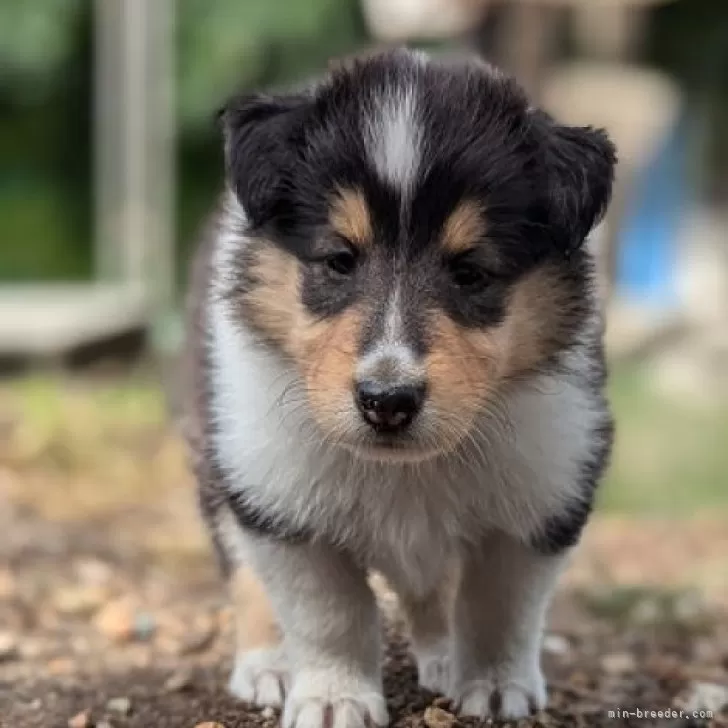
{"left": 219, "top": 50, "right": 615, "bottom": 462}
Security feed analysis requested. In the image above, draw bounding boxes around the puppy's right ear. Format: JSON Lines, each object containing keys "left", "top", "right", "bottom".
{"left": 533, "top": 112, "right": 617, "bottom": 256}
{"left": 218, "top": 93, "right": 310, "bottom": 228}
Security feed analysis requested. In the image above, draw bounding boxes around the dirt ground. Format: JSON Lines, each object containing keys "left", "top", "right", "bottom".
{"left": 1, "top": 380, "right": 728, "bottom": 727}
{"left": 3, "top": 492, "right": 728, "bottom": 728}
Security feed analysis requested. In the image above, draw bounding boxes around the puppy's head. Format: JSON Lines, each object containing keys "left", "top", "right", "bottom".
{"left": 217, "top": 49, "right": 616, "bottom": 462}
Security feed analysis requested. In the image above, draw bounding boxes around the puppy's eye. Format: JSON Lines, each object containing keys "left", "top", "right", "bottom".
{"left": 326, "top": 250, "right": 357, "bottom": 276}
{"left": 449, "top": 260, "right": 487, "bottom": 289}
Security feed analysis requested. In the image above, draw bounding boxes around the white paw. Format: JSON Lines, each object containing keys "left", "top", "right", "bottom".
{"left": 284, "top": 671, "right": 388, "bottom": 728}
{"left": 229, "top": 646, "right": 288, "bottom": 708}
{"left": 451, "top": 670, "right": 546, "bottom": 720}
{"left": 413, "top": 642, "right": 451, "bottom": 695}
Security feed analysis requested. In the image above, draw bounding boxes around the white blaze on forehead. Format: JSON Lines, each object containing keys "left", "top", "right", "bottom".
{"left": 365, "top": 87, "right": 422, "bottom": 194}
{"left": 383, "top": 285, "right": 404, "bottom": 346}
{"left": 357, "top": 284, "right": 424, "bottom": 384}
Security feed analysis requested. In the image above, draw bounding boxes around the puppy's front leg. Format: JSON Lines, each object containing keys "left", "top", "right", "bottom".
{"left": 450, "top": 530, "right": 566, "bottom": 720}
{"left": 397, "top": 564, "right": 459, "bottom": 695}
{"left": 249, "top": 535, "right": 388, "bottom": 728}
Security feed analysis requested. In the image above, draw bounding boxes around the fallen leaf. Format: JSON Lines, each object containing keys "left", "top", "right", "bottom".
{"left": 423, "top": 706, "right": 456, "bottom": 728}
{"left": 94, "top": 599, "right": 135, "bottom": 642}
{"left": 67, "top": 711, "right": 91, "bottom": 728}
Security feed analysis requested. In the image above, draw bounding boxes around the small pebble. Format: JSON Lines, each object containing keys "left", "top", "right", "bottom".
{"left": 106, "top": 696, "right": 132, "bottom": 715}
{"left": 0, "top": 632, "right": 19, "bottom": 662}
{"left": 164, "top": 670, "right": 193, "bottom": 692}
{"left": 261, "top": 706, "right": 275, "bottom": 720}
{"left": 53, "top": 585, "right": 109, "bottom": 615}
{"left": 133, "top": 612, "right": 156, "bottom": 641}
{"left": 194, "top": 723, "right": 226, "bottom": 728}
{"left": 543, "top": 634, "right": 570, "bottom": 656}
{"left": 601, "top": 652, "right": 636, "bottom": 675}
{"left": 74, "top": 558, "right": 113, "bottom": 585}
{"left": 94, "top": 599, "right": 155, "bottom": 643}
{"left": 94, "top": 599, "right": 135, "bottom": 642}
{"left": 423, "top": 706, "right": 456, "bottom": 728}
{"left": 67, "top": 711, "right": 91, "bottom": 728}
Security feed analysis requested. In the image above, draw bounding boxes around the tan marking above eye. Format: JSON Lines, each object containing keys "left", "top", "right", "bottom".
{"left": 329, "top": 187, "right": 372, "bottom": 249}
{"left": 441, "top": 200, "right": 487, "bottom": 255}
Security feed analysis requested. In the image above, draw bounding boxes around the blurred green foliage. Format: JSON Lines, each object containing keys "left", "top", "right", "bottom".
{"left": 0, "top": 0, "right": 92, "bottom": 282}
{"left": 650, "top": 0, "right": 728, "bottom": 199}
{"left": 2, "top": 365, "right": 726, "bottom": 516}
{"left": 178, "top": 0, "right": 365, "bottom": 131}
{"left": 175, "top": 0, "right": 367, "bottom": 273}
{"left": 0, "top": 0, "right": 83, "bottom": 102}
{"left": 1, "top": 0, "right": 727, "bottom": 283}
{"left": 0, "top": 0, "right": 366, "bottom": 283}
{"left": 602, "top": 366, "right": 728, "bottom": 513}
{"left": 0, "top": 0, "right": 365, "bottom": 128}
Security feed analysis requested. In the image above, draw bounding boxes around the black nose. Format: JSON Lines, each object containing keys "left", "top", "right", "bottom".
{"left": 355, "top": 382, "right": 425, "bottom": 432}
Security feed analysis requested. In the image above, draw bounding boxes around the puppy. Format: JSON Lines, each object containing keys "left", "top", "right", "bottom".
{"left": 183, "top": 48, "right": 616, "bottom": 727}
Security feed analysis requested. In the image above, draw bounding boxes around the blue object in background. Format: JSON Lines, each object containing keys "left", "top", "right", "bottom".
{"left": 615, "top": 113, "right": 688, "bottom": 309}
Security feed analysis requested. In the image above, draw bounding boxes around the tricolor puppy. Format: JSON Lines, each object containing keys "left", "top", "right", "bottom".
{"left": 184, "top": 49, "right": 616, "bottom": 727}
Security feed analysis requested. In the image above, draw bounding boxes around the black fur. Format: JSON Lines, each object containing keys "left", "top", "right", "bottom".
{"left": 531, "top": 409, "right": 615, "bottom": 554}
{"left": 181, "top": 218, "right": 310, "bottom": 556}
{"left": 536, "top": 114, "right": 617, "bottom": 256}
{"left": 219, "top": 93, "right": 312, "bottom": 230}
{"left": 219, "top": 51, "right": 615, "bottom": 342}
{"left": 203, "top": 49, "right": 617, "bottom": 549}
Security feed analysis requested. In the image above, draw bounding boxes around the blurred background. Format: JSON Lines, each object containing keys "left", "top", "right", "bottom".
{"left": 1, "top": 1, "right": 728, "bottom": 723}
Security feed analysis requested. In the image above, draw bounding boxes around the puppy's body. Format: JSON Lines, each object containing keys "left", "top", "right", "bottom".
{"left": 184, "top": 49, "right": 615, "bottom": 727}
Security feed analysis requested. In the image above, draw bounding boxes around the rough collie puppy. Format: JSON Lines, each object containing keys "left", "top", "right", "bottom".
{"left": 183, "top": 48, "right": 616, "bottom": 728}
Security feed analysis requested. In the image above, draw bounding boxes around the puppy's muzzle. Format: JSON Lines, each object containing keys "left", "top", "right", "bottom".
{"left": 355, "top": 381, "right": 426, "bottom": 433}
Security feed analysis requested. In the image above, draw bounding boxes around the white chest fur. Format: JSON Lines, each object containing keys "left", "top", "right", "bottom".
{"left": 208, "top": 293, "right": 601, "bottom": 597}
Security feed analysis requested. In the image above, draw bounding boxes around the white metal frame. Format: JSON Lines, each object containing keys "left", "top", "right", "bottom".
{"left": 0, "top": 0, "right": 175, "bottom": 358}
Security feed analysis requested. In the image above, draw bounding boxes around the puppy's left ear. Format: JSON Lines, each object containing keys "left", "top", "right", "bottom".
{"left": 537, "top": 114, "right": 617, "bottom": 254}
{"left": 218, "top": 92, "right": 311, "bottom": 228}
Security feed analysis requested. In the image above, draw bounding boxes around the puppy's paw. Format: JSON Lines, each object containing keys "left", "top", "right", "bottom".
{"left": 413, "top": 642, "right": 451, "bottom": 695}
{"left": 229, "top": 646, "right": 288, "bottom": 708}
{"left": 284, "top": 671, "right": 388, "bottom": 728}
{"left": 450, "top": 669, "right": 546, "bottom": 720}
